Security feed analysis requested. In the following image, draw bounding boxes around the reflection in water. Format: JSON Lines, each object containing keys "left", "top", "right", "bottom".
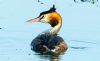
{"left": 34, "top": 53, "right": 62, "bottom": 61}
{"left": 74, "top": 0, "right": 98, "bottom": 4}
{"left": 70, "top": 46, "right": 87, "bottom": 49}
{"left": 72, "top": 40, "right": 97, "bottom": 44}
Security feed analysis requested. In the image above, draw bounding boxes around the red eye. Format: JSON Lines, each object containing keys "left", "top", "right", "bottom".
{"left": 40, "top": 15, "right": 44, "bottom": 19}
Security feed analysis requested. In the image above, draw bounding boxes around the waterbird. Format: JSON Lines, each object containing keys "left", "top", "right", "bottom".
{"left": 27, "top": 5, "right": 68, "bottom": 55}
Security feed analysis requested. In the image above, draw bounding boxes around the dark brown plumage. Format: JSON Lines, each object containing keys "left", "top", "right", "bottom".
{"left": 31, "top": 33, "right": 67, "bottom": 55}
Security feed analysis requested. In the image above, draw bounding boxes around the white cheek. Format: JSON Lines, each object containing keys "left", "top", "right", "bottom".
{"left": 44, "top": 16, "right": 50, "bottom": 23}
{"left": 40, "top": 15, "right": 50, "bottom": 23}
{"left": 41, "top": 20, "right": 45, "bottom": 23}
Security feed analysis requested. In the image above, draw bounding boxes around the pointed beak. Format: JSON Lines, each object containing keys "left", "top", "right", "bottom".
{"left": 26, "top": 17, "right": 41, "bottom": 23}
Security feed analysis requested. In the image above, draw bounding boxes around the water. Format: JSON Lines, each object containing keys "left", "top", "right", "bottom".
{"left": 0, "top": 0, "right": 100, "bottom": 61}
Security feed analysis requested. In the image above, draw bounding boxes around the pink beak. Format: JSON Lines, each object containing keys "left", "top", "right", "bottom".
{"left": 26, "top": 17, "right": 40, "bottom": 23}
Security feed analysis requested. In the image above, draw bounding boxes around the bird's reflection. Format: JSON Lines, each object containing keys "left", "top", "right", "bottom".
{"left": 34, "top": 53, "right": 63, "bottom": 61}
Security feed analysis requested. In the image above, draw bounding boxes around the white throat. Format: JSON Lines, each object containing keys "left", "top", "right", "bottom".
{"left": 50, "top": 19, "right": 62, "bottom": 35}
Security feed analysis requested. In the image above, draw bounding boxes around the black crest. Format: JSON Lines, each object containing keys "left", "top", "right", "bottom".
{"left": 39, "top": 5, "right": 56, "bottom": 16}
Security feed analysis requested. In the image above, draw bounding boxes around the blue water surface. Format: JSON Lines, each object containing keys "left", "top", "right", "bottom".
{"left": 0, "top": 0, "right": 100, "bottom": 61}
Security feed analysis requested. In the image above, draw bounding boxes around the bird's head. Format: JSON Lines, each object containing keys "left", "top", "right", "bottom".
{"left": 27, "top": 5, "right": 61, "bottom": 27}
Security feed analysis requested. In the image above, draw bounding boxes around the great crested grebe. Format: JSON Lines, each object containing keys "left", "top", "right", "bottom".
{"left": 27, "top": 5, "right": 68, "bottom": 55}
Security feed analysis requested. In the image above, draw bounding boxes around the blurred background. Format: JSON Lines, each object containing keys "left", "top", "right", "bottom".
{"left": 0, "top": 0, "right": 100, "bottom": 61}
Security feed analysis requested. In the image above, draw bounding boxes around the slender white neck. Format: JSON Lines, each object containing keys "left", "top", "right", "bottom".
{"left": 50, "top": 19, "right": 62, "bottom": 35}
